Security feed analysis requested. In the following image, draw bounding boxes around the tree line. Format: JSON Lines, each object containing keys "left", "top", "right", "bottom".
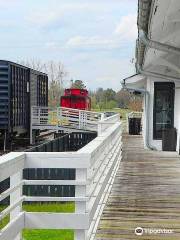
{"left": 19, "top": 59, "right": 142, "bottom": 111}
{"left": 90, "top": 88, "right": 142, "bottom": 111}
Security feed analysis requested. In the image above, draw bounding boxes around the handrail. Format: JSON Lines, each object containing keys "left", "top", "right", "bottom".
{"left": 0, "top": 119, "right": 122, "bottom": 240}
{"left": 30, "top": 106, "right": 105, "bottom": 144}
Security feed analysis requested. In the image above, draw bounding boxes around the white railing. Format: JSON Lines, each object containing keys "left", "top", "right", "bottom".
{"left": 98, "top": 114, "right": 120, "bottom": 135}
{"left": 31, "top": 106, "right": 104, "bottom": 131}
{"left": 30, "top": 106, "right": 120, "bottom": 143}
{"left": 0, "top": 120, "right": 122, "bottom": 240}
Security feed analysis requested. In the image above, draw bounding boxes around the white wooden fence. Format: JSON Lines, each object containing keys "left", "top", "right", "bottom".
{"left": 0, "top": 118, "right": 122, "bottom": 240}
{"left": 31, "top": 106, "right": 104, "bottom": 132}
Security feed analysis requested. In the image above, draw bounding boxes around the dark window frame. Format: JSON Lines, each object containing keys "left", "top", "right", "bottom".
{"left": 153, "top": 82, "right": 175, "bottom": 140}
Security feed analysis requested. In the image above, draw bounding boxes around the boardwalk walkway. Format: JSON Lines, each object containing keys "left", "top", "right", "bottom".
{"left": 96, "top": 134, "right": 180, "bottom": 239}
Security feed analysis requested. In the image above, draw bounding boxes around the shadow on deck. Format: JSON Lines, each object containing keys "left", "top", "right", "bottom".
{"left": 96, "top": 134, "right": 180, "bottom": 239}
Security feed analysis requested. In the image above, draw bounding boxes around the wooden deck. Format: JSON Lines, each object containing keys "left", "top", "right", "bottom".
{"left": 96, "top": 134, "right": 180, "bottom": 239}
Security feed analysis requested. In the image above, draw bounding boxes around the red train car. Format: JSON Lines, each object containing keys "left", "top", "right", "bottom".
{"left": 60, "top": 88, "right": 91, "bottom": 110}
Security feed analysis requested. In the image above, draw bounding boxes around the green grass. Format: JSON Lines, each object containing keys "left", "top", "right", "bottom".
{"left": 0, "top": 203, "right": 74, "bottom": 240}
{"left": 0, "top": 215, "right": 10, "bottom": 230}
{"left": 22, "top": 203, "right": 74, "bottom": 240}
{"left": 0, "top": 205, "right": 10, "bottom": 230}
{"left": 22, "top": 202, "right": 75, "bottom": 213}
{"left": 23, "top": 229, "right": 74, "bottom": 240}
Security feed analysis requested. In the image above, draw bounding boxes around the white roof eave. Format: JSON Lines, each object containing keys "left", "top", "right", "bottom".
{"left": 123, "top": 74, "right": 147, "bottom": 89}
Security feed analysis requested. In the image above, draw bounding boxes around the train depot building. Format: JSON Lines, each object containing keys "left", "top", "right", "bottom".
{"left": 123, "top": 0, "right": 180, "bottom": 152}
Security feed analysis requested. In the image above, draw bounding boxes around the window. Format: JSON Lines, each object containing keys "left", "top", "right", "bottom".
{"left": 153, "top": 82, "right": 175, "bottom": 140}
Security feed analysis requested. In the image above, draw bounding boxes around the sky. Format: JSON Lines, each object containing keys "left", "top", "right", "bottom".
{"left": 0, "top": 0, "right": 138, "bottom": 91}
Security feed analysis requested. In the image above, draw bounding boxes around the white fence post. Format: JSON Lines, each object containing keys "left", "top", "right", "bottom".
{"left": 56, "top": 107, "right": 60, "bottom": 132}
{"left": 100, "top": 113, "right": 105, "bottom": 120}
{"left": 75, "top": 230, "right": 86, "bottom": 240}
{"left": 79, "top": 110, "right": 82, "bottom": 129}
{"left": 98, "top": 122, "right": 102, "bottom": 136}
{"left": 75, "top": 168, "right": 87, "bottom": 240}
{"left": 0, "top": 119, "right": 122, "bottom": 240}
{"left": 10, "top": 170, "right": 23, "bottom": 240}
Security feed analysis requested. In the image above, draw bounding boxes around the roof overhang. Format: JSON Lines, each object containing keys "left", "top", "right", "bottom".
{"left": 122, "top": 74, "right": 147, "bottom": 89}
{"left": 137, "top": 0, "right": 180, "bottom": 80}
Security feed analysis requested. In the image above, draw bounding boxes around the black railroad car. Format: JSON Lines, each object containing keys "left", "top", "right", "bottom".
{"left": 0, "top": 60, "right": 48, "bottom": 149}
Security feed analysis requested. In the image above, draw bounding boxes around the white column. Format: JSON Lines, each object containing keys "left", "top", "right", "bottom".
{"left": 75, "top": 168, "right": 87, "bottom": 240}
{"left": 10, "top": 171, "right": 23, "bottom": 240}
{"left": 75, "top": 230, "right": 86, "bottom": 240}
{"left": 79, "top": 110, "right": 82, "bottom": 129}
{"left": 98, "top": 122, "right": 102, "bottom": 136}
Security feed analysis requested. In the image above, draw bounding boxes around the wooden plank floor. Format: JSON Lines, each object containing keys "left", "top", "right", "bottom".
{"left": 96, "top": 134, "right": 180, "bottom": 239}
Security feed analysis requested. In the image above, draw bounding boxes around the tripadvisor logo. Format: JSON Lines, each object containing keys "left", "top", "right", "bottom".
{"left": 135, "top": 227, "right": 174, "bottom": 235}
{"left": 135, "top": 227, "right": 143, "bottom": 236}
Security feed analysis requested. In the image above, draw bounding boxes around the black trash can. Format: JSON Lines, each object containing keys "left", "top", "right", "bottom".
{"left": 162, "top": 128, "right": 177, "bottom": 151}
{"left": 128, "top": 118, "right": 141, "bottom": 135}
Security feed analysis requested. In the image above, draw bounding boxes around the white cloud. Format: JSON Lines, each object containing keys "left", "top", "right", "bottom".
{"left": 26, "top": 3, "right": 97, "bottom": 28}
{"left": 27, "top": 12, "right": 62, "bottom": 28}
{"left": 93, "top": 58, "right": 135, "bottom": 89}
{"left": 115, "top": 14, "right": 137, "bottom": 40}
{"left": 45, "top": 42, "right": 58, "bottom": 48}
{"left": 65, "top": 13, "right": 137, "bottom": 50}
{"left": 0, "top": 20, "right": 16, "bottom": 28}
{"left": 0, "top": 0, "right": 20, "bottom": 8}
{"left": 66, "top": 36, "right": 118, "bottom": 49}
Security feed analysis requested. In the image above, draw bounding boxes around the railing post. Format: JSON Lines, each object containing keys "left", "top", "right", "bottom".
{"left": 59, "top": 107, "right": 62, "bottom": 126}
{"left": 75, "top": 230, "right": 86, "bottom": 240}
{"left": 56, "top": 107, "right": 60, "bottom": 132}
{"left": 75, "top": 168, "right": 87, "bottom": 240}
{"left": 98, "top": 122, "right": 102, "bottom": 136}
{"left": 10, "top": 170, "right": 23, "bottom": 240}
{"left": 100, "top": 113, "right": 105, "bottom": 120}
{"left": 79, "top": 110, "right": 82, "bottom": 129}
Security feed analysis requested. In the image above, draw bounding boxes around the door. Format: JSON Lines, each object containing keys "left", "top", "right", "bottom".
{"left": 153, "top": 82, "right": 175, "bottom": 140}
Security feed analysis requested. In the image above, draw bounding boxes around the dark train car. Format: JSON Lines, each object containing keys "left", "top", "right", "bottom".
{"left": 0, "top": 60, "right": 48, "bottom": 148}
{"left": 60, "top": 88, "right": 91, "bottom": 110}
{"left": 30, "top": 69, "right": 48, "bottom": 107}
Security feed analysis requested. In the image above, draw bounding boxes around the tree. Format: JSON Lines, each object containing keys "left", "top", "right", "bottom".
{"left": 106, "top": 100, "right": 118, "bottom": 109}
{"left": 18, "top": 59, "right": 67, "bottom": 107}
{"left": 128, "top": 96, "right": 142, "bottom": 111}
{"left": 44, "top": 61, "right": 67, "bottom": 107}
{"left": 91, "top": 95, "right": 98, "bottom": 109}
{"left": 103, "top": 88, "right": 116, "bottom": 102}
{"left": 71, "top": 80, "right": 86, "bottom": 89}
{"left": 18, "top": 59, "right": 45, "bottom": 72}
{"left": 95, "top": 88, "right": 104, "bottom": 105}
{"left": 115, "top": 89, "right": 131, "bottom": 108}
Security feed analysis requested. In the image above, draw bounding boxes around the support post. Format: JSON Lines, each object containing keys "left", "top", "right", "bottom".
{"left": 75, "top": 168, "right": 87, "bottom": 240}
{"left": 98, "top": 122, "right": 102, "bottom": 136}
{"left": 101, "top": 113, "right": 105, "bottom": 120}
{"left": 79, "top": 110, "right": 82, "bottom": 129}
{"left": 75, "top": 230, "right": 86, "bottom": 240}
{"left": 10, "top": 170, "right": 23, "bottom": 240}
